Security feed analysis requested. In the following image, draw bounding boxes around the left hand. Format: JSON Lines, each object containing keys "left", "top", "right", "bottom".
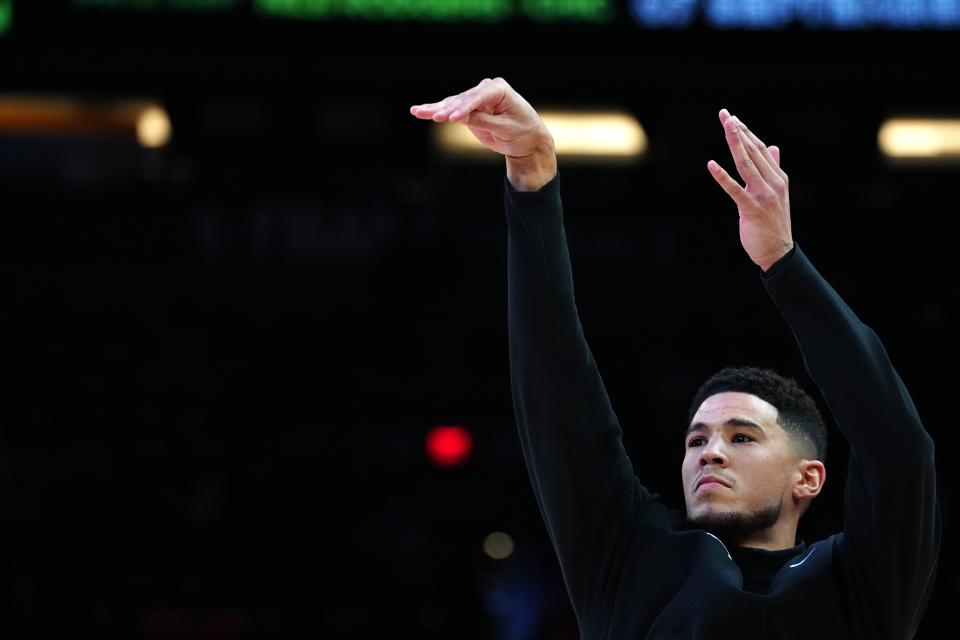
{"left": 708, "top": 110, "right": 794, "bottom": 271}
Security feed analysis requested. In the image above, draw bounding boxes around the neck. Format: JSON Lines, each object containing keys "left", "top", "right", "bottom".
{"left": 729, "top": 517, "right": 799, "bottom": 551}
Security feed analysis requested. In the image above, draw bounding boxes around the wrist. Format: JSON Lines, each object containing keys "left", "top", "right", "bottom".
{"left": 758, "top": 242, "right": 795, "bottom": 272}
{"left": 506, "top": 132, "right": 557, "bottom": 192}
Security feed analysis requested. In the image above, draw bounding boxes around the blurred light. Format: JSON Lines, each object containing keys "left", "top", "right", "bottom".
{"left": 425, "top": 425, "right": 472, "bottom": 467}
{"left": 137, "top": 106, "right": 172, "bottom": 148}
{"left": 630, "top": 0, "right": 698, "bottom": 28}
{"left": 253, "top": 0, "right": 514, "bottom": 22}
{"left": 524, "top": 0, "right": 614, "bottom": 23}
{"left": 878, "top": 118, "right": 960, "bottom": 159}
{"left": 631, "top": 0, "right": 960, "bottom": 29}
{"left": 435, "top": 110, "right": 647, "bottom": 161}
{"left": 483, "top": 531, "right": 515, "bottom": 560}
{"left": 0, "top": 95, "right": 170, "bottom": 147}
{"left": 0, "top": 0, "right": 11, "bottom": 37}
{"left": 706, "top": 0, "right": 791, "bottom": 28}
{"left": 256, "top": 0, "right": 591, "bottom": 22}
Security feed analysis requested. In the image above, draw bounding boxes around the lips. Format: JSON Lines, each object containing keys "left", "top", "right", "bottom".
{"left": 696, "top": 475, "right": 732, "bottom": 491}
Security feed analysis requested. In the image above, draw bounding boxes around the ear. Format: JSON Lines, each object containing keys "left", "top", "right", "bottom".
{"left": 793, "top": 460, "right": 826, "bottom": 502}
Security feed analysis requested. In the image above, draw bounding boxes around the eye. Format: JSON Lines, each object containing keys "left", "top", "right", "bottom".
{"left": 732, "top": 433, "right": 754, "bottom": 443}
{"left": 687, "top": 437, "right": 705, "bottom": 448}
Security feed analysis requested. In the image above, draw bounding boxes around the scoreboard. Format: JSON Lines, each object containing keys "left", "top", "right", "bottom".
{"left": 0, "top": 0, "right": 957, "bottom": 34}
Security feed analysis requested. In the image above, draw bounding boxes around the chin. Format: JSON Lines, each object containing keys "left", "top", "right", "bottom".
{"left": 690, "top": 502, "right": 730, "bottom": 516}
{"left": 685, "top": 502, "right": 782, "bottom": 542}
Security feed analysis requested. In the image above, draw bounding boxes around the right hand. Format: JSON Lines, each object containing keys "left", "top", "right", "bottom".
{"left": 410, "top": 77, "right": 557, "bottom": 191}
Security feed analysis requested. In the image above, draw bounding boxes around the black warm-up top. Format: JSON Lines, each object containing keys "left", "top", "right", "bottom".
{"left": 506, "top": 174, "right": 940, "bottom": 639}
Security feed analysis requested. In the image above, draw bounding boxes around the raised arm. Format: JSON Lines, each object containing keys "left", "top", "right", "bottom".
{"left": 709, "top": 112, "right": 940, "bottom": 637}
{"left": 412, "top": 80, "right": 656, "bottom": 620}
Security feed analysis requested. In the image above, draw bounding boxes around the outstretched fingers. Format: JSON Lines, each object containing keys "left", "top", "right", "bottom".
{"left": 448, "top": 82, "right": 504, "bottom": 122}
{"left": 410, "top": 95, "right": 461, "bottom": 122}
{"left": 724, "top": 115, "right": 763, "bottom": 188}
{"left": 410, "top": 78, "right": 504, "bottom": 123}
{"left": 719, "top": 110, "right": 787, "bottom": 192}
{"left": 707, "top": 159, "right": 749, "bottom": 207}
{"left": 737, "top": 120, "right": 787, "bottom": 185}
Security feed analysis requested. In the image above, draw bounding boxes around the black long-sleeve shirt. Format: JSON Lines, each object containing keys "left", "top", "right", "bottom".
{"left": 506, "top": 174, "right": 940, "bottom": 639}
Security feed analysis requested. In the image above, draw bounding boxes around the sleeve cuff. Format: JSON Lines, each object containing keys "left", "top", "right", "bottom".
{"left": 761, "top": 245, "right": 799, "bottom": 280}
{"left": 503, "top": 171, "right": 561, "bottom": 203}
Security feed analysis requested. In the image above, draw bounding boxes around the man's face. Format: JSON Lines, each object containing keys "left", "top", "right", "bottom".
{"left": 682, "top": 392, "right": 801, "bottom": 538}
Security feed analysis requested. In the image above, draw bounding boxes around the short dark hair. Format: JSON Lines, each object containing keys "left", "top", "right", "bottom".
{"left": 687, "top": 367, "right": 828, "bottom": 463}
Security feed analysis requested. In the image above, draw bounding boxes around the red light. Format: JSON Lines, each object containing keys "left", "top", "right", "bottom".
{"left": 426, "top": 425, "right": 473, "bottom": 467}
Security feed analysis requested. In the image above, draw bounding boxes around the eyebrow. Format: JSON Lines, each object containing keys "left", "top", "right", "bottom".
{"left": 685, "top": 417, "right": 767, "bottom": 438}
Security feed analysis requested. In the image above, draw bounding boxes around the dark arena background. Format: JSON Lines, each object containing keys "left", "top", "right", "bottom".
{"left": 1, "top": 1, "right": 957, "bottom": 637}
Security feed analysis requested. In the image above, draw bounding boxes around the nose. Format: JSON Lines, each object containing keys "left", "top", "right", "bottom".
{"left": 699, "top": 437, "right": 728, "bottom": 467}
